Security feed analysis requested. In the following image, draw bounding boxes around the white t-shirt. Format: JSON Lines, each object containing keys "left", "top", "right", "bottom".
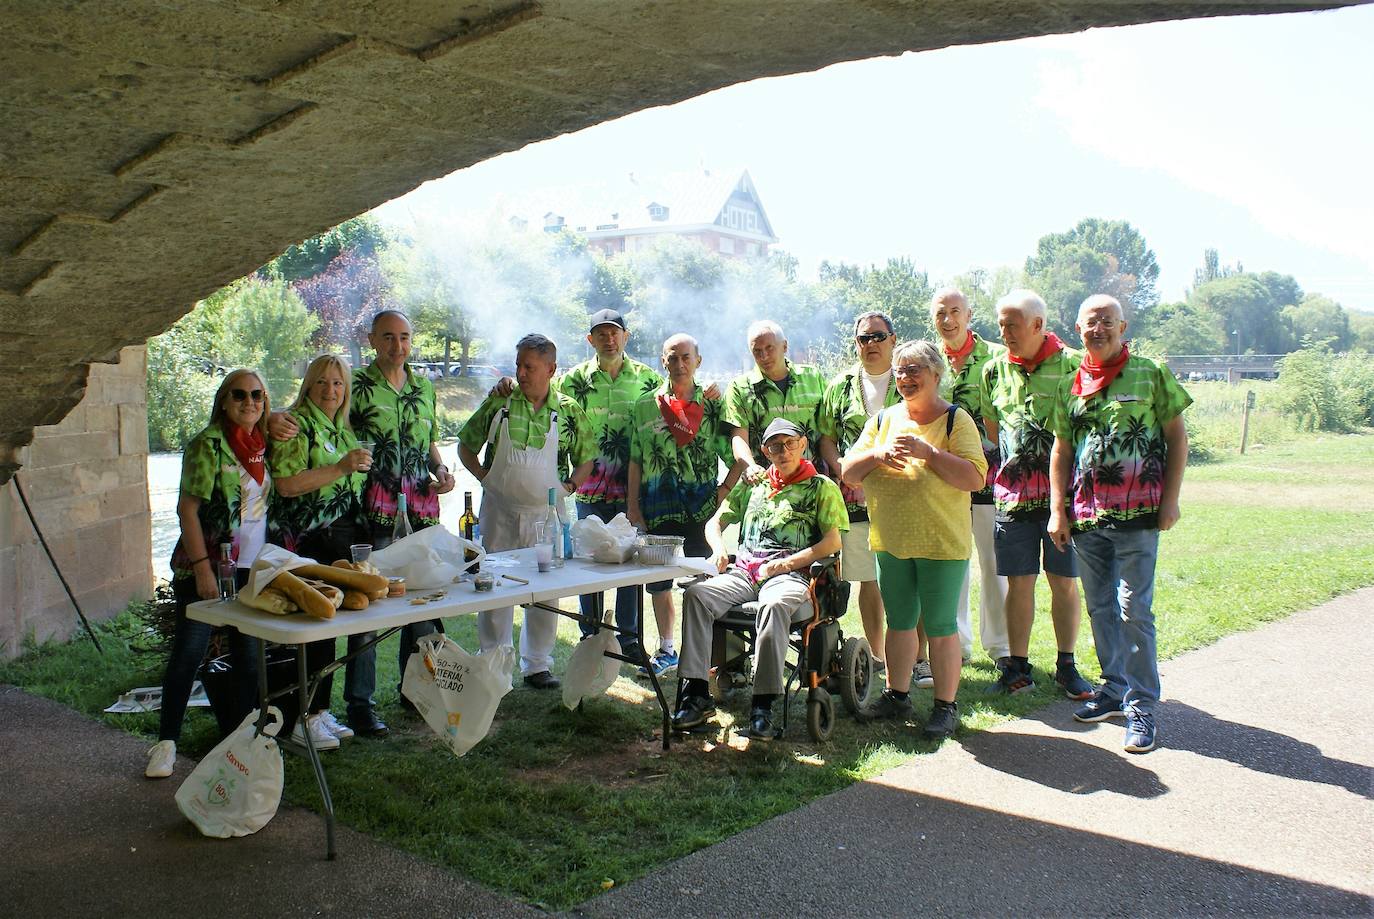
{"left": 236, "top": 467, "right": 270, "bottom": 568}
{"left": 861, "top": 369, "right": 893, "bottom": 417}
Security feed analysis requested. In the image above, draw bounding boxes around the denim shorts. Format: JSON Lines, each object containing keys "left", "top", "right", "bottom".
{"left": 993, "top": 514, "right": 1078, "bottom": 578}
{"left": 646, "top": 519, "right": 711, "bottom": 594}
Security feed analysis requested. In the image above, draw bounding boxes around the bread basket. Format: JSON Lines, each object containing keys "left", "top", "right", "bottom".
{"left": 636, "top": 535, "right": 685, "bottom": 565}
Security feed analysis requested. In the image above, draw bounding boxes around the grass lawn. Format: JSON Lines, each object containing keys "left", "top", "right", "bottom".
{"left": 4, "top": 432, "right": 1373, "bottom": 909}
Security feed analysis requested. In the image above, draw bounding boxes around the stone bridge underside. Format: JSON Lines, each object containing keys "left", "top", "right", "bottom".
{"left": 0, "top": 0, "right": 1353, "bottom": 478}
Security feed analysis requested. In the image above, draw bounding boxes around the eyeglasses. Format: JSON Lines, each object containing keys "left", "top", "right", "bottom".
{"left": 764, "top": 438, "right": 804, "bottom": 455}
{"left": 230, "top": 388, "right": 264, "bottom": 403}
{"left": 855, "top": 331, "right": 891, "bottom": 345}
{"left": 894, "top": 364, "right": 927, "bottom": 379}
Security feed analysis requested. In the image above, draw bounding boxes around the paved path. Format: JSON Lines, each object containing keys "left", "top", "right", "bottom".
{"left": 3, "top": 590, "right": 1371, "bottom": 917}
{"left": 578, "top": 588, "right": 1374, "bottom": 917}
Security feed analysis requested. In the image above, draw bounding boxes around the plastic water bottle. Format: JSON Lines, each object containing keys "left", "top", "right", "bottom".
{"left": 546, "top": 488, "right": 565, "bottom": 568}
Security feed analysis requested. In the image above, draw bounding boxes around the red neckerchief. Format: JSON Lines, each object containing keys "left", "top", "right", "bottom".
{"left": 767, "top": 459, "right": 817, "bottom": 498}
{"left": 1008, "top": 331, "right": 1064, "bottom": 373}
{"left": 1072, "top": 343, "right": 1131, "bottom": 398}
{"left": 226, "top": 423, "right": 266, "bottom": 484}
{"left": 657, "top": 393, "right": 704, "bottom": 448}
{"left": 944, "top": 331, "right": 976, "bottom": 364}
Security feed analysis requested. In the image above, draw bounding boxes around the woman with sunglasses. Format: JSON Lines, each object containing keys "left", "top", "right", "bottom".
{"left": 268, "top": 354, "right": 373, "bottom": 751}
{"left": 841, "top": 340, "right": 988, "bottom": 739}
{"left": 145, "top": 370, "right": 270, "bottom": 778}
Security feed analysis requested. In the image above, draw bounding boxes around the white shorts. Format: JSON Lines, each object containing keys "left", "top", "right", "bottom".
{"left": 840, "top": 520, "right": 877, "bottom": 583}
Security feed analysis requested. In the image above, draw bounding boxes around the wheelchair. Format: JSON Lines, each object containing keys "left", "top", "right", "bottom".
{"left": 703, "top": 555, "right": 876, "bottom": 742}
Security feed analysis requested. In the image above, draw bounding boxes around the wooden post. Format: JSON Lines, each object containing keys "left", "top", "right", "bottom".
{"left": 1240, "top": 390, "right": 1254, "bottom": 454}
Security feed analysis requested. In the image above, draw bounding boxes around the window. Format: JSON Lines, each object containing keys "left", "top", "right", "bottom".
{"left": 648, "top": 203, "right": 668, "bottom": 221}
{"left": 719, "top": 237, "right": 735, "bottom": 254}
{"left": 746, "top": 242, "right": 759, "bottom": 256}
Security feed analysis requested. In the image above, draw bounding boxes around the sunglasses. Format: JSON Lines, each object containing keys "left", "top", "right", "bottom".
{"left": 894, "top": 365, "right": 926, "bottom": 379}
{"left": 230, "top": 388, "right": 265, "bottom": 403}
{"left": 856, "top": 331, "right": 891, "bottom": 345}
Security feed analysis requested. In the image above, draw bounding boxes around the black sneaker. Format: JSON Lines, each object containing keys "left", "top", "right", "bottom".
{"left": 1124, "top": 710, "right": 1158, "bottom": 753}
{"left": 1055, "top": 662, "right": 1095, "bottom": 700}
{"left": 987, "top": 660, "right": 1035, "bottom": 695}
{"left": 864, "top": 689, "right": 916, "bottom": 722}
{"left": 347, "top": 708, "right": 390, "bottom": 738}
{"left": 922, "top": 700, "right": 960, "bottom": 739}
{"left": 671, "top": 694, "right": 716, "bottom": 731}
{"left": 1073, "top": 691, "right": 1126, "bottom": 723}
{"left": 740, "top": 706, "right": 777, "bottom": 742}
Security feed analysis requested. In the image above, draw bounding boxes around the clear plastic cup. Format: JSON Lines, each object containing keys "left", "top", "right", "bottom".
{"left": 535, "top": 543, "right": 553, "bottom": 573}
{"left": 350, "top": 544, "right": 372, "bottom": 564}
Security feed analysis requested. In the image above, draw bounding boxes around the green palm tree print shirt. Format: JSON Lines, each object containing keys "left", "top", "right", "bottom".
{"left": 975, "top": 345, "right": 1081, "bottom": 520}
{"left": 458, "top": 389, "right": 594, "bottom": 478}
{"left": 1050, "top": 354, "right": 1192, "bottom": 532}
{"left": 723, "top": 360, "right": 828, "bottom": 465}
{"left": 267, "top": 399, "right": 365, "bottom": 552}
{"left": 629, "top": 382, "right": 734, "bottom": 529}
{"left": 350, "top": 362, "right": 440, "bottom": 532}
{"left": 819, "top": 363, "right": 901, "bottom": 518}
{"left": 170, "top": 423, "right": 245, "bottom": 580}
{"left": 941, "top": 333, "right": 1005, "bottom": 506}
{"left": 557, "top": 356, "right": 661, "bottom": 506}
{"left": 721, "top": 474, "right": 849, "bottom": 557}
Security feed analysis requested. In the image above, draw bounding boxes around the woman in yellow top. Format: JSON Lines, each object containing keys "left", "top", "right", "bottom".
{"left": 841, "top": 340, "right": 988, "bottom": 738}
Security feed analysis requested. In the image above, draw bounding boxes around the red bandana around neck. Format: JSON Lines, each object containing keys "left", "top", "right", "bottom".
{"left": 1072, "top": 343, "right": 1131, "bottom": 398}
{"left": 944, "top": 331, "right": 976, "bottom": 364}
{"left": 1008, "top": 331, "right": 1064, "bottom": 373}
{"left": 767, "top": 458, "right": 817, "bottom": 498}
{"left": 226, "top": 423, "right": 266, "bottom": 484}
{"left": 657, "top": 393, "right": 704, "bottom": 447}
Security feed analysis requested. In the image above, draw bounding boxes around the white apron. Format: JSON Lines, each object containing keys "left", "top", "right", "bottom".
{"left": 478, "top": 396, "right": 562, "bottom": 554}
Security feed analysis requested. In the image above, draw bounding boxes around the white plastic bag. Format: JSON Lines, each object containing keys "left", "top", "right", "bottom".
{"left": 371, "top": 525, "right": 484, "bottom": 590}
{"left": 239, "top": 544, "right": 314, "bottom": 611}
{"left": 175, "top": 707, "right": 284, "bottom": 839}
{"left": 562, "top": 614, "right": 621, "bottom": 710}
{"left": 401, "top": 634, "right": 514, "bottom": 756}
{"left": 570, "top": 513, "right": 640, "bottom": 563}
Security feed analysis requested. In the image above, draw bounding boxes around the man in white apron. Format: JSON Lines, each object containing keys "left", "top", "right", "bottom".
{"left": 458, "top": 333, "right": 595, "bottom": 688}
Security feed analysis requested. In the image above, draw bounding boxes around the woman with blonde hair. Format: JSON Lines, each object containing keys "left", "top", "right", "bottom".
{"left": 146, "top": 369, "right": 271, "bottom": 778}
{"left": 841, "top": 340, "right": 988, "bottom": 739}
{"left": 269, "top": 354, "right": 375, "bottom": 750}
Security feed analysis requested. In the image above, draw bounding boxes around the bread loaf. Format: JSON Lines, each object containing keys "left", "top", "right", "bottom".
{"left": 272, "top": 570, "right": 336, "bottom": 620}
{"left": 294, "top": 562, "right": 388, "bottom": 596}
{"left": 246, "top": 586, "right": 298, "bottom": 615}
{"left": 341, "top": 589, "right": 370, "bottom": 610}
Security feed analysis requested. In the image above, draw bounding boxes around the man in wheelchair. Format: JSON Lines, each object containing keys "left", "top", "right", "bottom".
{"left": 672, "top": 418, "right": 848, "bottom": 740}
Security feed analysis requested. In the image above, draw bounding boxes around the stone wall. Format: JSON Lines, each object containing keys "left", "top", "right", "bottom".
{"left": 0, "top": 347, "right": 151, "bottom": 657}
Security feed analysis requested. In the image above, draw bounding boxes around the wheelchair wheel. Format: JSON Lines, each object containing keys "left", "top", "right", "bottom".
{"left": 839, "top": 637, "right": 875, "bottom": 715}
{"left": 807, "top": 687, "right": 835, "bottom": 742}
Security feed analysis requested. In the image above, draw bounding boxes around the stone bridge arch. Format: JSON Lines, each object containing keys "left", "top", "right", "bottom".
{"left": 0, "top": 0, "right": 1352, "bottom": 649}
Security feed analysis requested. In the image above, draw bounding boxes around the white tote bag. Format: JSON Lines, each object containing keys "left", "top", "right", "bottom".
{"left": 562, "top": 614, "right": 621, "bottom": 710}
{"left": 401, "top": 634, "right": 515, "bottom": 756}
{"left": 175, "top": 707, "right": 284, "bottom": 839}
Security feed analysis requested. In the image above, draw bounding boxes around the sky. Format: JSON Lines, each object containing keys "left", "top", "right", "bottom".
{"left": 372, "top": 5, "right": 1374, "bottom": 312}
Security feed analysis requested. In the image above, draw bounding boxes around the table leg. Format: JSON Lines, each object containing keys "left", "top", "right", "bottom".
{"left": 296, "top": 642, "right": 336, "bottom": 860}
{"left": 254, "top": 640, "right": 270, "bottom": 734}
{"left": 637, "top": 588, "right": 671, "bottom": 751}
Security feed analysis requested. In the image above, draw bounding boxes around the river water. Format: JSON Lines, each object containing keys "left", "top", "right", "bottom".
{"left": 148, "top": 442, "right": 484, "bottom": 581}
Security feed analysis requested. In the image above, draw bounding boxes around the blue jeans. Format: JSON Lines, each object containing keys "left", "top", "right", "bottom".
{"left": 1074, "top": 526, "right": 1161, "bottom": 716}
{"left": 576, "top": 499, "right": 640, "bottom": 648}
{"left": 159, "top": 572, "right": 259, "bottom": 742}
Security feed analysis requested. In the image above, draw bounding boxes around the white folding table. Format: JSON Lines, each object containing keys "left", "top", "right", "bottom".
{"left": 188, "top": 549, "right": 710, "bottom": 858}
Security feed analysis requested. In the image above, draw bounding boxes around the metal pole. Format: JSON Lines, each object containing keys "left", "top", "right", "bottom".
{"left": 10, "top": 476, "right": 104, "bottom": 653}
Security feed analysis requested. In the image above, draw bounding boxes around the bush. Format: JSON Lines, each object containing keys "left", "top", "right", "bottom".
{"left": 1184, "top": 414, "right": 1218, "bottom": 464}
{"left": 1274, "top": 346, "right": 1347, "bottom": 432}
{"left": 435, "top": 405, "right": 467, "bottom": 440}
{"left": 146, "top": 322, "right": 218, "bottom": 452}
{"left": 1332, "top": 350, "right": 1374, "bottom": 428}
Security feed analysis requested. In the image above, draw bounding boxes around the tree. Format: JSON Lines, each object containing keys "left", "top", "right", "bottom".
{"left": 1192, "top": 248, "right": 1243, "bottom": 289}
{"left": 1283, "top": 293, "right": 1351, "bottom": 351}
{"left": 1349, "top": 310, "right": 1374, "bottom": 351}
{"left": 945, "top": 266, "right": 1021, "bottom": 341}
{"left": 293, "top": 250, "right": 395, "bottom": 362}
{"left": 861, "top": 257, "right": 935, "bottom": 343}
{"left": 1137, "top": 299, "right": 1227, "bottom": 356}
{"left": 1025, "top": 218, "right": 1161, "bottom": 331}
{"left": 385, "top": 241, "right": 476, "bottom": 371}
{"left": 264, "top": 216, "right": 389, "bottom": 283}
{"left": 146, "top": 311, "right": 221, "bottom": 452}
{"left": 213, "top": 276, "right": 319, "bottom": 401}
{"left": 1189, "top": 274, "right": 1294, "bottom": 355}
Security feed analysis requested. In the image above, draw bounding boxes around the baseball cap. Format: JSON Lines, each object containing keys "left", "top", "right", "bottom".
{"left": 588, "top": 309, "right": 627, "bottom": 333}
{"left": 762, "top": 418, "right": 803, "bottom": 443}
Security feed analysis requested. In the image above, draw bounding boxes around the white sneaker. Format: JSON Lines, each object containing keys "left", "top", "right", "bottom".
{"left": 292, "top": 714, "right": 340, "bottom": 750}
{"left": 913, "top": 660, "right": 935, "bottom": 689}
{"left": 145, "top": 739, "right": 176, "bottom": 778}
{"left": 317, "top": 710, "right": 354, "bottom": 740}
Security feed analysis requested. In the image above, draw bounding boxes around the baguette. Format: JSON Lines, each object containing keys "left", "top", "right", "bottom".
{"left": 246, "top": 586, "right": 298, "bottom": 615}
{"left": 341, "top": 589, "right": 370, "bottom": 610}
{"left": 294, "top": 562, "right": 388, "bottom": 596}
{"left": 271, "top": 570, "right": 336, "bottom": 620}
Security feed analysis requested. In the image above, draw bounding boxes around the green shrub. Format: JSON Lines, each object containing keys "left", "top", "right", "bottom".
{"left": 435, "top": 404, "right": 467, "bottom": 440}
{"left": 1332, "top": 350, "right": 1374, "bottom": 427}
{"left": 1275, "top": 345, "right": 1356, "bottom": 433}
